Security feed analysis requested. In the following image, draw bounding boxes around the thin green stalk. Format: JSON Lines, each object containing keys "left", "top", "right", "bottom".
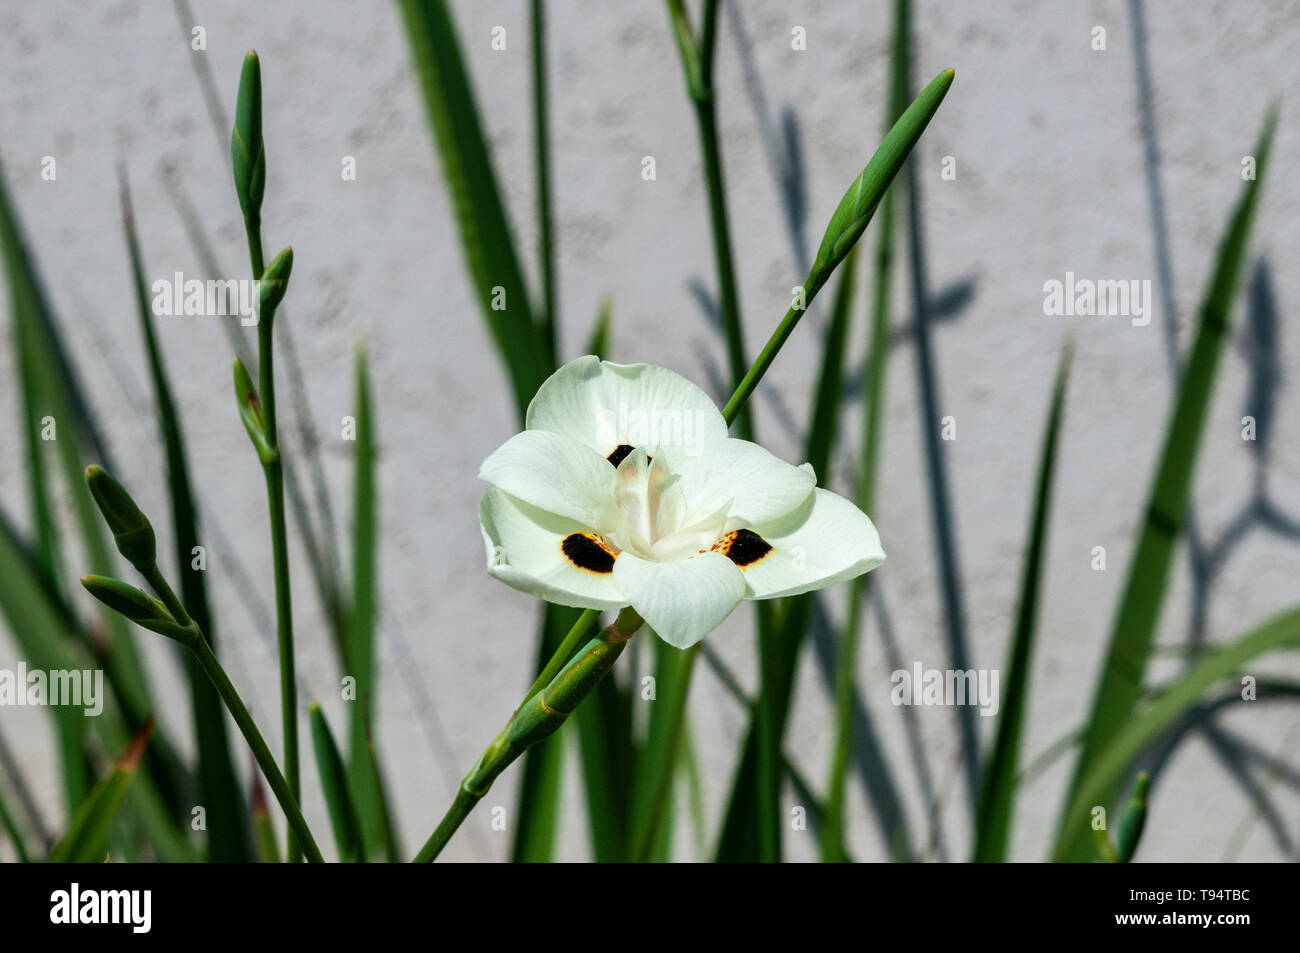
{"left": 414, "top": 609, "right": 642, "bottom": 861}
{"left": 120, "top": 168, "right": 250, "bottom": 861}
{"left": 525, "top": 607, "right": 602, "bottom": 700}
{"left": 618, "top": 4, "right": 753, "bottom": 857}
{"left": 531, "top": 0, "right": 557, "bottom": 364}
{"left": 82, "top": 565, "right": 323, "bottom": 863}
{"left": 724, "top": 68, "right": 953, "bottom": 424}
{"left": 249, "top": 249, "right": 299, "bottom": 862}
{"left": 189, "top": 635, "right": 321, "bottom": 863}
{"left": 233, "top": 49, "right": 301, "bottom": 862}
{"left": 627, "top": 641, "right": 699, "bottom": 861}
{"left": 260, "top": 375, "right": 299, "bottom": 863}
{"left": 666, "top": 0, "right": 750, "bottom": 440}
{"left": 823, "top": 224, "right": 891, "bottom": 862}
{"left": 141, "top": 565, "right": 315, "bottom": 862}
{"left": 822, "top": 0, "right": 908, "bottom": 858}
{"left": 754, "top": 611, "right": 781, "bottom": 860}
{"left": 245, "top": 216, "right": 264, "bottom": 278}
{"left": 971, "top": 347, "right": 1072, "bottom": 862}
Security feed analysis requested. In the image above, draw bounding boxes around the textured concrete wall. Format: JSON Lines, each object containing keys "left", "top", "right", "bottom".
{"left": 1, "top": 0, "right": 1298, "bottom": 861}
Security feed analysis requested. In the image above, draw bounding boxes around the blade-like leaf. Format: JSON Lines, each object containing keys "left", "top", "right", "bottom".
{"left": 627, "top": 640, "right": 697, "bottom": 862}
{"left": 573, "top": 659, "right": 635, "bottom": 861}
{"left": 585, "top": 297, "right": 613, "bottom": 360}
{"left": 822, "top": 6, "right": 912, "bottom": 856}
{"left": 49, "top": 720, "right": 151, "bottom": 863}
{"left": 758, "top": 247, "right": 861, "bottom": 861}
{"left": 0, "top": 163, "right": 189, "bottom": 819}
{"left": 1055, "top": 107, "right": 1277, "bottom": 859}
{"left": 971, "top": 346, "right": 1072, "bottom": 862}
{"left": 0, "top": 779, "right": 31, "bottom": 863}
{"left": 1054, "top": 605, "right": 1300, "bottom": 860}
{"left": 347, "top": 346, "right": 400, "bottom": 861}
{"left": 310, "top": 703, "right": 363, "bottom": 862}
{"left": 0, "top": 514, "right": 194, "bottom": 861}
{"left": 119, "top": 168, "right": 252, "bottom": 862}
{"left": 396, "top": 0, "right": 546, "bottom": 420}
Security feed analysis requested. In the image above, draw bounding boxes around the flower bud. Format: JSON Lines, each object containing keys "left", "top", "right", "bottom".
{"left": 231, "top": 51, "right": 265, "bottom": 220}
{"left": 81, "top": 574, "right": 173, "bottom": 625}
{"left": 257, "top": 245, "right": 293, "bottom": 323}
{"left": 233, "top": 358, "right": 277, "bottom": 465}
{"left": 85, "top": 465, "right": 156, "bottom": 571}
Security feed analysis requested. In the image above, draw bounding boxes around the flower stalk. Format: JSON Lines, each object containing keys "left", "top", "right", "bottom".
{"left": 413, "top": 608, "right": 642, "bottom": 861}
{"left": 232, "top": 51, "right": 301, "bottom": 862}
{"left": 665, "top": 0, "right": 750, "bottom": 440}
{"left": 722, "top": 66, "right": 954, "bottom": 424}
{"left": 419, "top": 60, "right": 953, "bottom": 864}
{"left": 80, "top": 467, "right": 323, "bottom": 863}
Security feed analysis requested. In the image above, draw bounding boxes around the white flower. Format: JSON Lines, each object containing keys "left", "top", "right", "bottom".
{"left": 478, "top": 356, "right": 885, "bottom": 649}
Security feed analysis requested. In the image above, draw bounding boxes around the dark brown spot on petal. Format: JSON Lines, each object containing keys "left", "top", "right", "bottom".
{"left": 561, "top": 532, "right": 617, "bottom": 574}
{"left": 606, "top": 444, "right": 635, "bottom": 467}
{"left": 606, "top": 444, "right": 652, "bottom": 467}
{"left": 712, "top": 529, "right": 773, "bottom": 568}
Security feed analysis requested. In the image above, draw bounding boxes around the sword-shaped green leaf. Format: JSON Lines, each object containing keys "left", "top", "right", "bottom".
{"left": 1055, "top": 107, "right": 1278, "bottom": 860}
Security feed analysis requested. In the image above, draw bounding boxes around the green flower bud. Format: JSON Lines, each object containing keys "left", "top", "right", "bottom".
{"left": 812, "top": 68, "right": 954, "bottom": 277}
{"left": 257, "top": 245, "right": 293, "bottom": 324}
{"left": 85, "top": 465, "right": 156, "bottom": 571}
{"left": 233, "top": 358, "right": 278, "bottom": 465}
{"left": 231, "top": 51, "right": 266, "bottom": 220}
{"left": 80, "top": 575, "right": 173, "bottom": 625}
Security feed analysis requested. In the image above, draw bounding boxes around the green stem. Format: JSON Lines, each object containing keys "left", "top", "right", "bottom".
{"left": 531, "top": 0, "right": 557, "bottom": 365}
{"left": 263, "top": 459, "right": 298, "bottom": 863}
{"left": 722, "top": 275, "right": 828, "bottom": 427}
{"left": 143, "top": 565, "right": 193, "bottom": 629}
{"left": 413, "top": 608, "right": 642, "bottom": 861}
{"left": 755, "top": 610, "right": 780, "bottom": 861}
{"left": 693, "top": 94, "right": 750, "bottom": 440}
{"left": 247, "top": 215, "right": 299, "bottom": 863}
{"left": 667, "top": 0, "right": 749, "bottom": 440}
{"left": 244, "top": 214, "right": 264, "bottom": 279}
{"left": 823, "top": 147, "right": 898, "bottom": 867}
{"left": 187, "top": 632, "right": 323, "bottom": 863}
{"left": 523, "top": 607, "right": 601, "bottom": 701}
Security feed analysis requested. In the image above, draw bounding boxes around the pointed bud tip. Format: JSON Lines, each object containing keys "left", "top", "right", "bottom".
{"left": 1133, "top": 771, "right": 1150, "bottom": 800}
{"left": 116, "top": 715, "right": 154, "bottom": 773}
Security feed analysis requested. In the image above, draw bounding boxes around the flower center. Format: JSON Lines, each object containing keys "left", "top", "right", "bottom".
{"left": 595, "top": 447, "right": 728, "bottom": 563}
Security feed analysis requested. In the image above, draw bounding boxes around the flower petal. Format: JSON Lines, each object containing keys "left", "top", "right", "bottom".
{"left": 526, "top": 356, "right": 729, "bottom": 458}
{"left": 479, "top": 428, "right": 617, "bottom": 527}
{"left": 740, "top": 488, "right": 885, "bottom": 599}
{"left": 479, "top": 488, "right": 626, "bottom": 610}
{"left": 612, "top": 550, "right": 745, "bottom": 649}
{"left": 668, "top": 438, "right": 816, "bottom": 527}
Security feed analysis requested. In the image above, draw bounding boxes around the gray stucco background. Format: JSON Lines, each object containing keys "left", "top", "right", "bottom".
{"left": 1, "top": 0, "right": 1298, "bottom": 861}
